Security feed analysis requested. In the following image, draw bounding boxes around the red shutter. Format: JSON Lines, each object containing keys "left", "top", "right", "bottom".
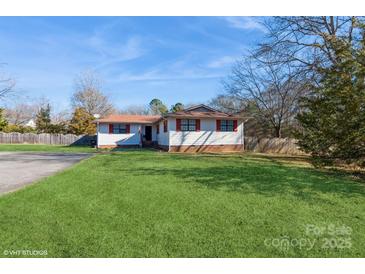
{"left": 233, "top": 120, "right": 238, "bottom": 132}
{"left": 164, "top": 120, "right": 168, "bottom": 132}
{"left": 109, "top": 124, "right": 113, "bottom": 134}
{"left": 156, "top": 124, "right": 159, "bottom": 134}
{"left": 176, "top": 119, "right": 181, "bottom": 132}
{"left": 196, "top": 119, "right": 200, "bottom": 131}
{"left": 126, "top": 124, "right": 130, "bottom": 134}
{"left": 216, "top": 120, "right": 221, "bottom": 131}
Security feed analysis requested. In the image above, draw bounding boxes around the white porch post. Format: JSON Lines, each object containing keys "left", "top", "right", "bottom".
{"left": 96, "top": 121, "right": 99, "bottom": 149}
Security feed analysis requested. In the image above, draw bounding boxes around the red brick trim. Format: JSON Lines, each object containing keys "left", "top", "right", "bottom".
{"left": 168, "top": 144, "right": 243, "bottom": 153}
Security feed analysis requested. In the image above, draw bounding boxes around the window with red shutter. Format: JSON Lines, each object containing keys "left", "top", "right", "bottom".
{"left": 196, "top": 119, "right": 200, "bottom": 131}
{"left": 218, "top": 120, "right": 237, "bottom": 131}
{"left": 110, "top": 124, "right": 129, "bottom": 134}
{"left": 180, "top": 119, "right": 196, "bottom": 131}
{"left": 176, "top": 119, "right": 181, "bottom": 131}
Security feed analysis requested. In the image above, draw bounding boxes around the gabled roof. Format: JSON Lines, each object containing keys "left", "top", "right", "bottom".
{"left": 182, "top": 104, "right": 219, "bottom": 112}
{"left": 164, "top": 104, "right": 241, "bottom": 119}
{"left": 95, "top": 114, "right": 161, "bottom": 124}
{"left": 95, "top": 104, "right": 246, "bottom": 124}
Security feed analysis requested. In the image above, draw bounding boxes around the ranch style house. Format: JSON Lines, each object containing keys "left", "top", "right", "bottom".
{"left": 94, "top": 104, "right": 248, "bottom": 152}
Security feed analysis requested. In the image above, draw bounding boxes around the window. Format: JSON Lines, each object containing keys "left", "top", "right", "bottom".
{"left": 113, "top": 124, "right": 127, "bottom": 134}
{"left": 220, "top": 120, "right": 234, "bottom": 132}
{"left": 181, "top": 119, "right": 196, "bottom": 131}
{"left": 163, "top": 120, "right": 168, "bottom": 132}
{"left": 156, "top": 124, "right": 159, "bottom": 134}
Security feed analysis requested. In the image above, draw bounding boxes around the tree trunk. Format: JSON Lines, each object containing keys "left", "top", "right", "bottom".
{"left": 274, "top": 127, "right": 282, "bottom": 138}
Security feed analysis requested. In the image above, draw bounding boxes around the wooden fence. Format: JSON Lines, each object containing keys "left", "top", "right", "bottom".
{"left": 0, "top": 132, "right": 95, "bottom": 146}
{"left": 244, "top": 137, "right": 306, "bottom": 155}
{"left": 0, "top": 132, "right": 305, "bottom": 154}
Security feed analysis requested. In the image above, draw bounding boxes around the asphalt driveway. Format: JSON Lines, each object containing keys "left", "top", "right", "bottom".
{"left": 0, "top": 152, "right": 92, "bottom": 195}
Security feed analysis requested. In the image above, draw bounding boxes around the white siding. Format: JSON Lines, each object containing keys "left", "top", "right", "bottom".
{"left": 157, "top": 120, "right": 169, "bottom": 146}
{"left": 97, "top": 118, "right": 244, "bottom": 148}
{"left": 97, "top": 123, "right": 141, "bottom": 146}
{"left": 169, "top": 118, "right": 244, "bottom": 146}
{"left": 151, "top": 125, "right": 157, "bottom": 142}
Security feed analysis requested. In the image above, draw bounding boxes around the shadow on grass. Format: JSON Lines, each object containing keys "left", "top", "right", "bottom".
{"left": 114, "top": 153, "right": 365, "bottom": 201}
{"left": 247, "top": 154, "right": 310, "bottom": 164}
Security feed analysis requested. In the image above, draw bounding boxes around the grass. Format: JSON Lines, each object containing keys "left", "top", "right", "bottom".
{"left": 0, "top": 150, "right": 364, "bottom": 257}
{"left": 0, "top": 144, "right": 96, "bottom": 153}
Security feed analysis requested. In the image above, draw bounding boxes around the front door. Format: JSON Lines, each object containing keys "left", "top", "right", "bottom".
{"left": 145, "top": 126, "right": 152, "bottom": 141}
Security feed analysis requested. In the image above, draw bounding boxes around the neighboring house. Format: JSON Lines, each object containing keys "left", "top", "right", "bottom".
{"left": 95, "top": 104, "right": 248, "bottom": 152}
{"left": 25, "top": 119, "right": 36, "bottom": 128}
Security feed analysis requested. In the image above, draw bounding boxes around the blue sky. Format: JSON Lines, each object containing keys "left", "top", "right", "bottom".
{"left": 0, "top": 17, "right": 265, "bottom": 112}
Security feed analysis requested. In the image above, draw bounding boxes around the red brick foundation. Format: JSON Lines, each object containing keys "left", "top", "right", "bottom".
{"left": 167, "top": 144, "right": 244, "bottom": 153}
{"left": 99, "top": 144, "right": 244, "bottom": 153}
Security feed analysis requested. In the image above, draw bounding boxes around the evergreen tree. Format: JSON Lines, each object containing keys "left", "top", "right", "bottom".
{"left": 35, "top": 104, "right": 52, "bottom": 133}
{"left": 0, "top": 108, "right": 8, "bottom": 131}
{"left": 296, "top": 28, "right": 365, "bottom": 166}
{"left": 149, "top": 98, "right": 168, "bottom": 115}
{"left": 69, "top": 107, "right": 96, "bottom": 135}
{"left": 170, "top": 102, "right": 184, "bottom": 112}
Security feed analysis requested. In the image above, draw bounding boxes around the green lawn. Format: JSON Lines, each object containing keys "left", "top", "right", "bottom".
{"left": 0, "top": 144, "right": 96, "bottom": 153}
{"left": 0, "top": 150, "right": 364, "bottom": 257}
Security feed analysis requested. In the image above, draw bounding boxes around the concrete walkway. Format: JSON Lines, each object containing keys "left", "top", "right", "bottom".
{"left": 0, "top": 152, "right": 92, "bottom": 195}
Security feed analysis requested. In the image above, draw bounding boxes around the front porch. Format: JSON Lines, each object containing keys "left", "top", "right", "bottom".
{"left": 140, "top": 124, "right": 157, "bottom": 147}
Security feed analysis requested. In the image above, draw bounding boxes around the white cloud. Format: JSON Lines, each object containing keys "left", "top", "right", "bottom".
{"left": 223, "top": 17, "right": 266, "bottom": 32}
{"left": 115, "top": 70, "right": 222, "bottom": 82}
{"left": 87, "top": 35, "right": 145, "bottom": 64}
{"left": 107, "top": 56, "right": 224, "bottom": 83}
{"left": 86, "top": 20, "right": 146, "bottom": 66}
{"left": 207, "top": 56, "right": 237, "bottom": 68}
{"left": 113, "top": 64, "right": 224, "bottom": 83}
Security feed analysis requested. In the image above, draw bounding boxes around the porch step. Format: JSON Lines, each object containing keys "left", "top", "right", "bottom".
{"left": 142, "top": 141, "right": 158, "bottom": 148}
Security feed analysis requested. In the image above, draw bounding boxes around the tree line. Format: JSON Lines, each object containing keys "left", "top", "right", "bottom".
{"left": 0, "top": 71, "right": 185, "bottom": 135}
{"left": 1, "top": 17, "right": 364, "bottom": 166}
{"left": 209, "top": 16, "right": 365, "bottom": 167}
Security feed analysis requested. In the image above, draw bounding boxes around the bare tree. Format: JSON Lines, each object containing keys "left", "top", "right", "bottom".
{"left": 3, "top": 96, "right": 51, "bottom": 125}
{"left": 209, "top": 94, "right": 246, "bottom": 114}
{"left": 119, "top": 104, "right": 151, "bottom": 115}
{"left": 4, "top": 103, "right": 38, "bottom": 125}
{"left": 258, "top": 16, "right": 365, "bottom": 77}
{"left": 71, "top": 71, "right": 115, "bottom": 116}
{"left": 225, "top": 55, "right": 309, "bottom": 138}
{"left": 0, "top": 66, "right": 16, "bottom": 100}
{"left": 51, "top": 109, "right": 71, "bottom": 124}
